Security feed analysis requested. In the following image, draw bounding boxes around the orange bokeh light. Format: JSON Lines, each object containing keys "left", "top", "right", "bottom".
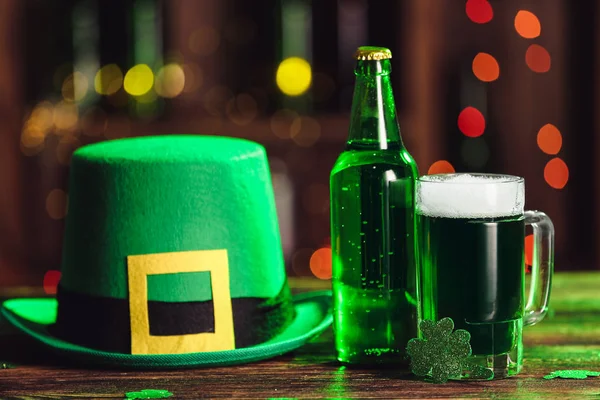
{"left": 526, "top": 44, "right": 551, "bottom": 73}
{"left": 472, "top": 52, "right": 500, "bottom": 82}
{"left": 310, "top": 247, "right": 332, "bottom": 280}
{"left": 514, "top": 10, "right": 541, "bottom": 39}
{"left": 544, "top": 157, "right": 569, "bottom": 189}
{"left": 428, "top": 160, "right": 455, "bottom": 175}
{"left": 537, "top": 124, "right": 562, "bottom": 155}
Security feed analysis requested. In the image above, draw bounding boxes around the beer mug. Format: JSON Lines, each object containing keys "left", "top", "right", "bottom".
{"left": 416, "top": 173, "right": 554, "bottom": 379}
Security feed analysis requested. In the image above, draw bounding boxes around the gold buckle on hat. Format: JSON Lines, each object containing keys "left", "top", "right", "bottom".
{"left": 127, "top": 249, "right": 235, "bottom": 354}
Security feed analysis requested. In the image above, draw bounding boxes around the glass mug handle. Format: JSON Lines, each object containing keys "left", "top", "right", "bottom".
{"left": 523, "top": 210, "right": 555, "bottom": 327}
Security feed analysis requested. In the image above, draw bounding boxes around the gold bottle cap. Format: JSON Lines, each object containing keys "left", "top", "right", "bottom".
{"left": 354, "top": 46, "right": 392, "bottom": 61}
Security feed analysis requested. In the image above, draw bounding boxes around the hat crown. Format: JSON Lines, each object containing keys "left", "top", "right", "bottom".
{"left": 60, "top": 135, "right": 286, "bottom": 303}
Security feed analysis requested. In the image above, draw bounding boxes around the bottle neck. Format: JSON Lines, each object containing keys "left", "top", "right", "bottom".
{"left": 347, "top": 59, "right": 403, "bottom": 150}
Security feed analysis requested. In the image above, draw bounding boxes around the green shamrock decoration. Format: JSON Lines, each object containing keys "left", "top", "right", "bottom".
{"left": 125, "top": 389, "right": 173, "bottom": 399}
{"left": 543, "top": 370, "right": 600, "bottom": 380}
{"left": 406, "top": 317, "right": 493, "bottom": 383}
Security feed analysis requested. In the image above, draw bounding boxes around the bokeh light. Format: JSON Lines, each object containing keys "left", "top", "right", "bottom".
{"left": 226, "top": 93, "right": 258, "bottom": 125}
{"left": 537, "top": 123, "right": 562, "bottom": 155}
{"left": 514, "top": 10, "right": 541, "bottom": 39}
{"left": 525, "top": 234, "right": 534, "bottom": 267}
{"left": 189, "top": 27, "right": 220, "bottom": 56}
{"left": 458, "top": 106, "right": 486, "bottom": 137}
{"left": 276, "top": 57, "right": 312, "bottom": 96}
{"left": 155, "top": 63, "right": 186, "bottom": 98}
{"left": 310, "top": 247, "right": 332, "bottom": 280}
{"left": 526, "top": 44, "right": 551, "bottom": 73}
{"left": 43, "top": 270, "right": 62, "bottom": 295}
{"left": 123, "top": 64, "right": 154, "bottom": 96}
{"left": 53, "top": 101, "right": 79, "bottom": 131}
{"left": 29, "top": 102, "right": 54, "bottom": 132}
{"left": 428, "top": 160, "right": 455, "bottom": 175}
{"left": 20, "top": 123, "right": 46, "bottom": 150}
{"left": 472, "top": 53, "right": 500, "bottom": 82}
{"left": 465, "top": 0, "right": 493, "bottom": 24}
{"left": 46, "top": 189, "right": 68, "bottom": 220}
{"left": 94, "top": 64, "right": 123, "bottom": 95}
{"left": 291, "top": 116, "right": 321, "bottom": 147}
{"left": 62, "top": 71, "right": 89, "bottom": 102}
{"left": 544, "top": 157, "right": 569, "bottom": 189}
{"left": 21, "top": 102, "right": 53, "bottom": 151}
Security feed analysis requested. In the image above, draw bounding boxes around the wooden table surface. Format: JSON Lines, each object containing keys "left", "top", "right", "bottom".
{"left": 1, "top": 272, "right": 600, "bottom": 399}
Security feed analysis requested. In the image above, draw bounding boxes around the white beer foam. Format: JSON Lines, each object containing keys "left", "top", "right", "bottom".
{"left": 417, "top": 174, "right": 524, "bottom": 218}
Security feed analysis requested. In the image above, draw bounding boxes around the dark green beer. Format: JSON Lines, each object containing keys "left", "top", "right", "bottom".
{"left": 418, "top": 214, "right": 525, "bottom": 355}
{"left": 416, "top": 173, "right": 554, "bottom": 379}
{"left": 330, "top": 47, "right": 418, "bottom": 365}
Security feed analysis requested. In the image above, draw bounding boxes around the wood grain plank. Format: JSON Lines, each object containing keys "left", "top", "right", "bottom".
{"left": 0, "top": 273, "right": 599, "bottom": 399}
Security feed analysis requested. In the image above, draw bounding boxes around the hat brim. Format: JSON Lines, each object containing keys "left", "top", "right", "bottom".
{"left": 0, "top": 290, "right": 332, "bottom": 369}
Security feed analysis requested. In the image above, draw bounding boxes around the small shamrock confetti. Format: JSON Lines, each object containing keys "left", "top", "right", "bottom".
{"left": 125, "top": 389, "right": 173, "bottom": 399}
{"left": 406, "top": 317, "right": 494, "bottom": 383}
{"left": 406, "top": 317, "right": 472, "bottom": 383}
{"left": 543, "top": 370, "right": 600, "bottom": 380}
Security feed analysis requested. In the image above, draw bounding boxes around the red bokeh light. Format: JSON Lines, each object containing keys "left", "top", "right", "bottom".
{"left": 466, "top": 0, "right": 493, "bottom": 24}
{"left": 43, "top": 270, "right": 62, "bottom": 295}
{"left": 458, "top": 107, "right": 486, "bottom": 137}
{"left": 526, "top": 44, "right": 551, "bottom": 73}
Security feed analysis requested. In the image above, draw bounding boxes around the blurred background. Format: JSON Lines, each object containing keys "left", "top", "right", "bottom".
{"left": 0, "top": 0, "right": 590, "bottom": 291}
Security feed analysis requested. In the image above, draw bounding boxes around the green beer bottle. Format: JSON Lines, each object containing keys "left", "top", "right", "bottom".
{"left": 330, "top": 46, "right": 419, "bottom": 365}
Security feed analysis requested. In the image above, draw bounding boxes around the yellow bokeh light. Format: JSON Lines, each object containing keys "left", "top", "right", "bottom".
{"left": 62, "top": 71, "right": 89, "bottom": 102}
{"left": 95, "top": 64, "right": 124, "bottom": 95}
{"left": 155, "top": 63, "right": 186, "bottom": 98}
{"left": 276, "top": 57, "right": 312, "bottom": 96}
{"left": 123, "top": 64, "right": 154, "bottom": 96}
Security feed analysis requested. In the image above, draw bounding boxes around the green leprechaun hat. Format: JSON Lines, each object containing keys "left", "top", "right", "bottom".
{"left": 1, "top": 135, "right": 332, "bottom": 368}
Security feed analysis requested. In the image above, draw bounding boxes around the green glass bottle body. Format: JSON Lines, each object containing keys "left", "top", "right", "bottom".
{"left": 330, "top": 53, "right": 419, "bottom": 365}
